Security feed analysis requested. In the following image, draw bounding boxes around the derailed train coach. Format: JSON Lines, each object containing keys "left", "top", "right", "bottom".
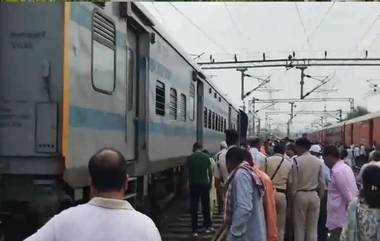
{"left": 0, "top": 2, "right": 247, "bottom": 238}
{"left": 308, "top": 111, "right": 380, "bottom": 147}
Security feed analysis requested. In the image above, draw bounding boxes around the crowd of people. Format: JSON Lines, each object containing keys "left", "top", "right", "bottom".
{"left": 187, "top": 130, "right": 380, "bottom": 241}
{"left": 23, "top": 130, "right": 380, "bottom": 241}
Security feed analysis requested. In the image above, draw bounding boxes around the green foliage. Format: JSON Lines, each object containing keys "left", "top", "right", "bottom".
{"left": 345, "top": 106, "right": 369, "bottom": 120}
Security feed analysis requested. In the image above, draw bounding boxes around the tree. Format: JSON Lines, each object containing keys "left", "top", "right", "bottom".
{"left": 345, "top": 106, "right": 369, "bottom": 120}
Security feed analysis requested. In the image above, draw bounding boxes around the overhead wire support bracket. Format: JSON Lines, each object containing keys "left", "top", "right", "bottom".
{"left": 197, "top": 57, "right": 380, "bottom": 70}
{"left": 242, "top": 76, "right": 271, "bottom": 99}
{"left": 297, "top": 67, "right": 333, "bottom": 99}
{"left": 252, "top": 97, "right": 355, "bottom": 112}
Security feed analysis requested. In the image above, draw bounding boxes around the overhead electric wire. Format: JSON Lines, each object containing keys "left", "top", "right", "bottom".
{"left": 356, "top": 9, "right": 380, "bottom": 50}
{"left": 224, "top": 3, "right": 249, "bottom": 56}
{"left": 309, "top": 2, "right": 335, "bottom": 39}
{"left": 168, "top": 2, "right": 230, "bottom": 54}
{"left": 359, "top": 11, "right": 380, "bottom": 50}
{"left": 294, "top": 3, "right": 312, "bottom": 49}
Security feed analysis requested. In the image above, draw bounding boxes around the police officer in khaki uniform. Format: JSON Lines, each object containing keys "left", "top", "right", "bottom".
{"left": 291, "top": 138, "right": 325, "bottom": 241}
{"left": 262, "top": 142, "right": 292, "bottom": 241}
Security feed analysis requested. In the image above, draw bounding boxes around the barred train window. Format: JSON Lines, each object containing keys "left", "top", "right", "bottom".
{"left": 215, "top": 113, "right": 217, "bottom": 130}
{"left": 214, "top": 113, "right": 218, "bottom": 130}
{"left": 127, "top": 48, "right": 134, "bottom": 110}
{"left": 156, "top": 81, "right": 165, "bottom": 116}
{"left": 215, "top": 114, "right": 218, "bottom": 131}
{"left": 214, "top": 113, "right": 217, "bottom": 130}
{"left": 179, "top": 94, "right": 186, "bottom": 122}
{"left": 169, "top": 88, "right": 177, "bottom": 120}
{"left": 92, "top": 11, "right": 115, "bottom": 94}
{"left": 212, "top": 112, "right": 215, "bottom": 130}
{"left": 208, "top": 109, "right": 212, "bottom": 129}
{"left": 217, "top": 115, "right": 220, "bottom": 131}
{"left": 204, "top": 107, "right": 208, "bottom": 128}
{"left": 189, "top": 84, "right": 195, "bottom": 121}
{"left": 218, "top": 115, "right": 221, "bottom": 131}
{"left": 217, "top": 115, "right": 219, "bottom": 131}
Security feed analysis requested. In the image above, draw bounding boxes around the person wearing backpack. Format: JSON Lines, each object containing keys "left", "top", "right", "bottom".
{"left": 340, "top": 165, "right": 380, "bottom": 241}
{"left": 262, "top": 142, "right": 292, "bottom": 241}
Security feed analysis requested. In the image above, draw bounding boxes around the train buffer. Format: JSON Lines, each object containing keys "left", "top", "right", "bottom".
{"left": 161, "top": 208, "right": 223, "bottom": 241}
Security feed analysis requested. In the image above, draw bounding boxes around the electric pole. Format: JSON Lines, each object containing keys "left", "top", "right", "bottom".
{"left": 237, "top": 68, "right": 248, "bottom": 111}
{"left": 297, "top": 67, "right": 307, "bottom": 99}
{"left": 337, "top": 109, "right": 343, "bottom": 121}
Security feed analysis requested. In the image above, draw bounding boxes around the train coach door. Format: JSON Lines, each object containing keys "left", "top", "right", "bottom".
{"left": 196, "top": 79, "right": 204, "bottom": 146}
{"left": 125, "top": 28, "right": 138, "bottom": 159}
{"left": 228, "top": 106, "right": 232, "bottom": 129}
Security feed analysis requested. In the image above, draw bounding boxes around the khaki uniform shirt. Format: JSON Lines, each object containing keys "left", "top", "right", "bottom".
{"left": 262, "top": 154, "right": 292, "bottom": 191}
{"left": 291, "top": 151, "right": 325, "bottom": 197}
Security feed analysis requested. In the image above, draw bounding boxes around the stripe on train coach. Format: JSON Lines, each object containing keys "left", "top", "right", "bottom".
{"left": 69, "top": 106, "right": 225, "bottom": 139}
{"left": 69, "top": 106, "right": 125, "bottom": 130}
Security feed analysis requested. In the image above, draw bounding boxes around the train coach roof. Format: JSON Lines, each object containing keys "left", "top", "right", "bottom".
{"left": 314, "top": 110, "right": 380, "bottom": 132}
{"left": 134, "top": 2, "right": 240, "bottom": 112}
{"left": 344, "top": 110, "right": 380, "bottom": 124}
{"left": 318, "top": 121, "right": 345, "bottom": 132}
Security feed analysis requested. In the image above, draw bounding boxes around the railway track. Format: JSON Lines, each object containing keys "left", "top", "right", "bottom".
{"left": 160, "top": 207, "right": 223, "bottom": 241}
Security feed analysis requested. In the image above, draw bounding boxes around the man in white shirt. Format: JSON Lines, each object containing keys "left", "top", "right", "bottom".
{"left": 214, "top": 141, "right": 227, "bottom": 213}
{"left": 248, "top": 137, "right": 266, "bottom": 167}
{"left": 353, "top": 145, "right": 360, "bottom": 158}
{"left": 25, "top": 148, "right": 162, "bottom": 241}
{"left": 214, "top": 130, "right": 239, "bottom": 213}
{"left": 359, "top": 144, "right": 366, "bottom": 157}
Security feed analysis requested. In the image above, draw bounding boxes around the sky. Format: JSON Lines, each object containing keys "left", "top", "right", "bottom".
{"left": 141, "top": 2, "right": 380, "bottom": 134}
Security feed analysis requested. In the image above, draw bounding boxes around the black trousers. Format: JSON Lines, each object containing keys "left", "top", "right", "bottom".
{"left": 190, "top": 183, "right": 211, "bottom": 232}
{"left": 318, "top": 192, "right": 328, "bottom": 241}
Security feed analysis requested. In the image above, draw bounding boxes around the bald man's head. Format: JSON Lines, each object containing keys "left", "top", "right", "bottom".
{"left": 88, "top": 148, "right": 127, "bottom": 192}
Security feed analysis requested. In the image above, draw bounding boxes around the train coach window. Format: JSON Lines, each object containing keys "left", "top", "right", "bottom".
{"left": 215, "top": 114, "right": 218, "bottom": 131}
{"left": 178, "top": 94, "right": 186, "bottom": 122}
{"left": 217, "top": 115, "right": 220, "bottom": 131}
{"left": 212, "top": 112, "right": 216, "bottom": 130}
{"left": 127, "top": 48, "right": 135, "bottom": 110}
{"left": 220, "top": 118, "right": 223, "bottom": 131}
{"left": 92, "top": 11, "right": 116, "bottom": 94}
{"left": 156, "top": 81, "right": 165, "bottom": 116}
{"left": 169, "top": 88, "right": 177, "bottom": 120}
{"left": 189, "top": 84, "right": 195, "bottom": 121}
{"left": 204, "top": 107, "right": 208, "bottom": 128}
{"left": 208, "top": 109, "right": 212, "bottom": 129}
